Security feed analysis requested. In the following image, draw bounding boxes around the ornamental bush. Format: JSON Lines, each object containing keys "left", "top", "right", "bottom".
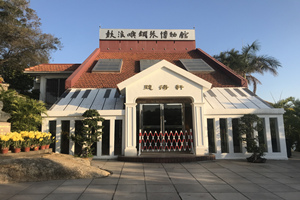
{"left": 70, "top": 109, "right": 104, "bottom": 157}
{"left": 239, "top": 114, "right": 266, "bottom": 163}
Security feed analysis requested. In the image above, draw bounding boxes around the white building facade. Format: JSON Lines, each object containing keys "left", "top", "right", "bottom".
{"left": 25, "top": 29, "right": 287, "bottom": 160}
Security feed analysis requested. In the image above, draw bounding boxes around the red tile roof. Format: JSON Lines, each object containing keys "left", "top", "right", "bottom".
{"left": 70, "top": 49, "right": 247, "bottom": 88}
{"left": 24, "top": 49, "right": 247, "bottom": 89}
{"left": 25, "top": 64, "right": 80, "bottom": 72}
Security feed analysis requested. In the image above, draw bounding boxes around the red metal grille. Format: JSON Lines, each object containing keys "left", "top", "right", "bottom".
{"left": 138, "top": 130, "right": 194, "bottom": 155}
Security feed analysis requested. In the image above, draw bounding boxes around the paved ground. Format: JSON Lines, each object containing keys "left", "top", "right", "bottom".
{"left": 1, "top": 156, "right": 300, "bottom": 200}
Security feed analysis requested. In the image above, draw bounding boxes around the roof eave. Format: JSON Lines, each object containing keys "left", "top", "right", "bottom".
{"left": 24, "top": 71, "right": 74, "bottom": 75}
{"left": 196, "top": 48, "right": 248, "bottom": 87}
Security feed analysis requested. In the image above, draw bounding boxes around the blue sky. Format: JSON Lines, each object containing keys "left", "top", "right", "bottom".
{"left": 30, "top": 0, "right": 300, "bottom": 102}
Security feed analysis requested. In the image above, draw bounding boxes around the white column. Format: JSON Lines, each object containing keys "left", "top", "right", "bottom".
{"left": 124, "top": 103, "right": 137, "bottom": 156}
{"left": 97, "top": 120, "right": 103, "bottom": 156}
{"left": 227, "top": 118, "right": 234, "bottom": 154}
{"left": 39, "top": 76, "right": 46, "bottom": 102}
{"left": 278, "top": 115, "right": 287, "bottom": 158}
{"left": 110, "top": 119, "right": 115, "bottom": 156}
{"left": 215, "top": 119, "right": 221, "bottom": 155}
{"left": 192, "top": 102, "right": 207, "bottom": 155}
{"left": 41, "top": 118, "right": 49, "bottom": 133}
{"left": 69, "top": 120, "right": 75, "bottom": 155}
{"left": 264, "top": 117, "right": 273, "bottom": 153}
{"left": 56, "top": 120, "right": 61, "bottom": 153}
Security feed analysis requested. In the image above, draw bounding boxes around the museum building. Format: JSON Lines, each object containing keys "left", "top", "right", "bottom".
{"left": 24, "top": 29, "right": 287, "bottom": 160}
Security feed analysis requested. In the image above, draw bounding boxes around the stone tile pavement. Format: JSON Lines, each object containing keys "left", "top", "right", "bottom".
{"left": 1, "top": 157, "right": 300, "bottom": 200}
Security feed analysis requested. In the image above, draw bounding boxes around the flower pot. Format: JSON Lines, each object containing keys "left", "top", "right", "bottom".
{"left": 32, "top": 146, "right": 39, "bottom": 151}
{"left": 45, "top": 144, "right": 50, "bottom": 149}
{"left": 13, "top": 147, "right": 21, "bottom": 153}
{"left": 40, "top": 145, "right": 46, "bottom": 150}
{"left": 1, "top": 148, "right": 9, "bottom": 154}
{"left": 23, "top": 147, "right": 30, "bottom": 152}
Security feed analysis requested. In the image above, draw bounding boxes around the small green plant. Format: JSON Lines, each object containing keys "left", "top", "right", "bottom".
{"left": 0, "top": 87, "right": 47, "bottom": 132}
{"left": 70, "top": 109, "right": 104, "bottom": 157}
{"left": 239, "top": 114, "right": 266, "bottom": 163}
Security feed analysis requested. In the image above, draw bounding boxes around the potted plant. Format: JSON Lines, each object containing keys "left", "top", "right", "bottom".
{"left": 20, "top": 131, "right": 32, "bottom": 152}
{"left": 42, "top": 132, "right": 53, "bottom": 149}
{"left": 0, "top": 134, "right": 11, "bottom": 154}
{"left": 239, "top": 114, "right": 267, "bottom": 163}
{"left": 9, "top": 132, "right": 24, "bottom": 153}
{"left": 31, "top": 131, "right": 42, "bottom": 151}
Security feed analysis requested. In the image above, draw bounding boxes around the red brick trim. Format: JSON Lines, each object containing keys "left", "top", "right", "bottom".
{"left": 65, "top": 48, "right": 100, "bottom": 89}
{"left": 196, "top": 48, "right": 248, "bottom": 87}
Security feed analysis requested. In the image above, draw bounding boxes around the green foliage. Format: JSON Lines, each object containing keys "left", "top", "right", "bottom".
{"left": 214, "top": 40, "right": 281, "bottom": 94}
{"left": 70, "top": 109, "right": 104, "bottom": 157}
{"left": 239, "top": 114, "right": 266, "bottom": 162}
{"left": 272, "top": 97, "right": 300, "bottom": 151}
{"left": 0, "top": 87, "right": 47, "bottom": 131}
{"left": 0, "top": 0, "right": 62, "bottom": 91}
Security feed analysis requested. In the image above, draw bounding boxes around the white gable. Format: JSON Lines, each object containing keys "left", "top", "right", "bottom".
{"left": 117, "top": 60, "right": 212, "bottom": 103}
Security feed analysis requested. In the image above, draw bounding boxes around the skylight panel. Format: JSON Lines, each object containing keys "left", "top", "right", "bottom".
{"left": 92, "top": 59, "right": 122, "bottom": 72}
{"left": 180, "top": 59, "right": 214, "bottom": 72}
{"left": 140, "top": 60, "right": 162, "bottom": 71}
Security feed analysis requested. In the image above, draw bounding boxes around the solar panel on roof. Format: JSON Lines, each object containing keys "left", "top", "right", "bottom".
{"left": 180, "top": 59, "right": 214, "bottom": 72}
{"left": 92, "top": 59, "right": 122, "bottom": 72}
{"left": 140, "top": 60, "right": 162, "bottom": 71}
{"left": 225, "top": 89, "right": 236, "bottom": 97}
{"left": 234, "top": 88, "right": 247, "bottom": 97}
{"left": 243, "top": 88, "right": 255, "bottom": 96}
{"left": 82, "top": 90, "right": 91, "bottom": 98}
{"left": 60, "top": 90, "right": 70, "bottom": 98}
{"left": 207, "top": 90, "right": 216, "bottom": 97}
{"left": 104, "top": 89, "right": 111, "bottom": 98}
{"left": 71, "top": 90, "right": 81, "bottom": 98}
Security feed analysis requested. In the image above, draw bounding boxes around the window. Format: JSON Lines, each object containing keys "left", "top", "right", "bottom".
{"left": 220, "top": 118, "right": 229, "bottom": 153}
{"left": 75, "top": 120, "right": 84, "bottom": 156}
{"left": 232, "top": 118, "right": 242, "bottom": 153}
{"left": 114, "top": 120, "right": 123, "bottom": 156}
{"left": 61, "top": 120, "right": 70, "bottom": 154}
{"left": 46, "top": 78, "right": 66, "bottom": 105}
{"left": 207, "top": 119, "right": 216, "bottom": 153}
{"left": 258, "top": 118, "right": 267, "bottom": 152}
{"left": 49, "top": 121, "right": 56, "bottom": 152}
{"left": 270, "top": 118, "right": 280, "bottom": 152}
{"left": 102, "top": 120, "right": 110, "bottom": 155}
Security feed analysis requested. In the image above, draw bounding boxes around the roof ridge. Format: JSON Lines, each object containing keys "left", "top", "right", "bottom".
{"left": 196, "top": 48, "right": 248, "bottom": 87}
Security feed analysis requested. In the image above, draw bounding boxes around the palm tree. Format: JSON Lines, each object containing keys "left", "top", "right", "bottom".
{"left": 214, "top": 41, "right": 281, "bottom": 94}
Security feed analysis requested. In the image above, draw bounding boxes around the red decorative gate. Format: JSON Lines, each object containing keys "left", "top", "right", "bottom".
{"left": 138, "top": 129, "right": 194, "bottom": 155}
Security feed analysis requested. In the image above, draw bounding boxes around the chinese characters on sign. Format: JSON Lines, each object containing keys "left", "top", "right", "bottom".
{"left": 159, "top": 85, "right": 169, "bottom": 90}
{"left": 144, "top": 85, "right": 153, "bottom": 90}
{"left": 143, "top": 85, "right": 184, "bottom": 91}
{"left": 175, "top": 85, "right": 184, "bottom": 90}
{"left": 100, "top": 29, "right": 195, "bottom": 41}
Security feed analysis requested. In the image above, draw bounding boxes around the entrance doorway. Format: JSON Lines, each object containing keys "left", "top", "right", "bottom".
{"left": 139, "top": 103, "right": 184, "bottom": 133}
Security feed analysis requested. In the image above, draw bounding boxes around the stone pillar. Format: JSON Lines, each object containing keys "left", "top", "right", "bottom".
{"left": 55, "top": 120, "right": 61, "bottom": 153}
{"left": 191, "top": 102, "right": 207, "bottom": 155}
{"left": 110, "top": 119, "right": 115, "bottom": 156}
{"left": 278, "top": 115, "right": 287, "bottom": 157}
{"left": 69, "top": 120, "right": 75, "bottom": 155}
{"left": 39, "top": 77, "right": 46, "bottom": 102}
{"left": 227, "top": 118, "right": 234, "bottom": 154}
{"left": 215, "top": 119, "right": 221, "bottom": 155}
{"left": 264, "top": 117, "right": 273, "bottom": 153}
{"left": 124, "top": 103, "right": 137, "bottom": 156}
